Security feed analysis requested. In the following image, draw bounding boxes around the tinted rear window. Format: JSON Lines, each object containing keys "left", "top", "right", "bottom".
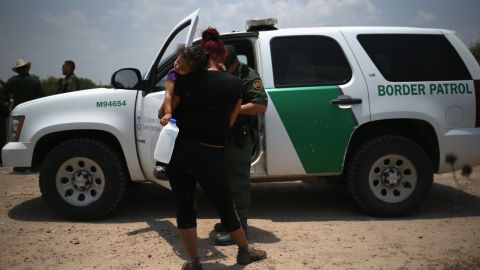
{"left": 270, "top": 36, "right": 352, "bottom": 87}
{"left": 357, "top": 34, "right": 471, "bottom": 82}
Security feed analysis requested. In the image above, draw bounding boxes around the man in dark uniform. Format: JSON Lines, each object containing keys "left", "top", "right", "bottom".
{"left": 5, "top": 59, "right": 44, "bottom": 172}
{"left": 5, "top": 59, "right": 44, "bottom": 110}
{"left": 214, "top": 45, "right": 268, "bottom": 245}
{"left": 0, "top": 79, "right": 8, "bottom": 165}
{"left": 58, "top": 60, "right": 80, "bottom": 93}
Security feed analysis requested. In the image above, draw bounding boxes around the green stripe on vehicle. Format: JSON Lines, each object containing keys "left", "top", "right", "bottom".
{"left": 268, "top": 86, "right": 357, "bottom": 174}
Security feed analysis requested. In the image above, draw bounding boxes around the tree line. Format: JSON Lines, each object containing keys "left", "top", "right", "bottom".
{"left": 470, "top": 41, "right": 480, "bottom": 64}
{"left": 31, "top": 75, "right": 109, "bottom": 96}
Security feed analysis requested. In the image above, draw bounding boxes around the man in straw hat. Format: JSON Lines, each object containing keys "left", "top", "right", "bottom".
{"left": 4, "top": 59, "right": 44, "bottom": 172}
{"left": 4, "top": 59, "right": 44, "bottom": 110}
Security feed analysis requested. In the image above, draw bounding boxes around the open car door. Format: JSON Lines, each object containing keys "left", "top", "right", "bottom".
{"left": 144, "top": 9, "right": 200, "bottom": 81}
{"left": 135, "top": 9, "right": 200, "bottom": 188}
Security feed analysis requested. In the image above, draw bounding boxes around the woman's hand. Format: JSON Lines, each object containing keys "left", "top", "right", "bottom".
{"left": 158, "top": 104, "right": 165, "bottom": 119}
{"left": 160, "top": 113, "right": 172, "bottom": 126}
{"left": 217, "top": 63, "right": 226, "bottom": 71}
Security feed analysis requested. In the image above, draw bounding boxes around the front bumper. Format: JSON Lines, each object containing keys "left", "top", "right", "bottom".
{"left": 1, "top": 142, "right": 33, "bottom": 167}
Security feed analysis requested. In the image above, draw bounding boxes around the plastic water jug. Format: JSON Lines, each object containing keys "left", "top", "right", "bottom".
{"left": 153, "top": 119, "right": 179, "bottom": 164}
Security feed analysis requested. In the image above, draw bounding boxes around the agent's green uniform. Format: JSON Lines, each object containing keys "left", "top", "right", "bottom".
{"left": 0, "top": 80, "right": 7, "bottom": 163}
{"left": 225, "top": 63, "right": 268, "bottom": 231}
{"left": 5, "top": 73, "right": 44, "bottom": 108}
{"left": 59, "top": 74, "right": 80, "bottom": 93}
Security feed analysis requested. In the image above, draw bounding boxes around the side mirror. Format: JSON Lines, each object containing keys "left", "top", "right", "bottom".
{"left": 111, "top": 68, "right": 142, "bottom": 89}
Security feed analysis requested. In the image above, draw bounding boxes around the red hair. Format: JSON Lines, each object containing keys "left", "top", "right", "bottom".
{"left": 200, "top": 27, "right": 225, "bottom": 62}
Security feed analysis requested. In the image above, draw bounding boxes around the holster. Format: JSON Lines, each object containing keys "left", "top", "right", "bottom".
{"left": 231, "top": 115, "right": 257, "bottom": 148}
{"left": 231, "top": 124, "right": 249, "bottom": 148}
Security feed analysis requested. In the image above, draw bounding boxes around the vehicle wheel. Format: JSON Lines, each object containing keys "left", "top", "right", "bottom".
{"left": 347, "top": 135, "right": 433, "bottom": 217}
{"left": 40, "top": 138, "right": 127, "bottom": 220}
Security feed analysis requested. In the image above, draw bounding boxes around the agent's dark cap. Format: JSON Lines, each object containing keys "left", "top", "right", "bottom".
{"left": 224, "top": 45, "right": 238, "bottom": 70}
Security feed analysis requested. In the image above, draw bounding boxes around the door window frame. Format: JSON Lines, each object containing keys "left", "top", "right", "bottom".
{"left": 270, "top": 35, "right": 353, "bottom": 88}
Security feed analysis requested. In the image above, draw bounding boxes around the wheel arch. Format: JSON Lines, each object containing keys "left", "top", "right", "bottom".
{"left": 32, "top": 130, "right": 129, "bottom": 179}
{"left": 345, "top": 119, "right": 439, "bottom": 173}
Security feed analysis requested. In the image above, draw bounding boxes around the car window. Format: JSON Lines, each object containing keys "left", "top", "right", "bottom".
{"left": 270, "top": 36, "right": 352, "bottom": 88}
{"left": 223, "top": 39, "right": 256, "bottom": 70}
{"left": 357, "top": 34, "right": 472, "bottom": 82}
{"left": 153, "top": 53, "right": 176, "bottom": 92}
{"left": 151, "top": 26, "right": 189, "bottom": 92}
{"left": 238, "top": 55, "right": 248, "bottom": 65}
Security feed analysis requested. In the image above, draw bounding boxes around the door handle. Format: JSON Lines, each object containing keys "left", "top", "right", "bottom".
{"left": 330, "top": 95, "right": 362, "bottom": 105}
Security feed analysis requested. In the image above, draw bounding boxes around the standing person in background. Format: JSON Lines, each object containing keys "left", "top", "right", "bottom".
{"left": 5, "top": 59, "right": 44, "bottom": 110}
{"left": 0, "top": 79, "right": 7, "bottom": 166}
{"left": 58, "top": 60, "right": 80, "bottom": 93}
{"left": 214, "top": 45, "right": 268, "bottom": 245}
{"left": 4, "top": 59, "right": 44, "bottom": 172}
{"left": 167, "top": 28, "right": 267, "bottom": 270}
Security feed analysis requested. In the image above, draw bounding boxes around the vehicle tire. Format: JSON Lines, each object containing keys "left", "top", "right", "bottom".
{"left": 347, "top": 135, "right": 433, "bottom": 217}
{"left": 39, "top": 138, "right": 127, "bottom": 220}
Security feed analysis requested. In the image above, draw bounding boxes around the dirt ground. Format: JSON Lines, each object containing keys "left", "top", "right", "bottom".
{"left": 0, "top": 166, "right": 479, "bottom": 270}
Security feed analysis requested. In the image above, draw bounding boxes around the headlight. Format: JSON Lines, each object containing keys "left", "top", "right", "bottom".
{"left": 9, "top": 115, "right": 25, "bottom": 142}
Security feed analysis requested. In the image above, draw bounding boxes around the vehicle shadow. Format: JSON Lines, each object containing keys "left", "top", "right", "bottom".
{"left": 8, "top": 179, "right": 480, "bottom": 223}
{"left": 249, "top": 180, "right": 480, "bottom": 221}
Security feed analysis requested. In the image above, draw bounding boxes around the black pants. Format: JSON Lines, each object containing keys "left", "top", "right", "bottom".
{"left": 167, "top": 137, "right": 241, "bottom": 231}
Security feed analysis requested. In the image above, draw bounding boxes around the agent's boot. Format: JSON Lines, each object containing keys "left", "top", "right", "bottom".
{"left": 153, "top": 165, "right": 168, "bottom": 180}
{"left": 215, "top": 232, "right": 234, "bottom": 246}
{"left": 213, "top": 222, "right": 226, "bottom": 233}
{"left": 214, "top": 225, "right": 248, "bottom": 246}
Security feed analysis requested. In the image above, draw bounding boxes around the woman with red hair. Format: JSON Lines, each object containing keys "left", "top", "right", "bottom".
{"left": 200, "top": 27, "right": 227, "bottom": 66}
{"left": 167, "top": 28, "right": 267, "bottom": 270}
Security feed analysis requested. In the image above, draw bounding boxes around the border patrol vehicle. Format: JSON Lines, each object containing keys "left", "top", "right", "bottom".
{"left": 3, "top": 9, "right": 480, "bottom": 219}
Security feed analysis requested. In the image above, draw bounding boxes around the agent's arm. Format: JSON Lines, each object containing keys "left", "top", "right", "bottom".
{"left": 239, "top": 102, "right": 267, "bottom": 115}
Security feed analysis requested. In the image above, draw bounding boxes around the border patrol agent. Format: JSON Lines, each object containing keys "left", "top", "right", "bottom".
{"left": 5, "top": 59, "right": 44, "bottom": 110}
{"left": 5, "top": 59, "right": 44, "bottom": 172}
{"left": 214, "top": 45, "right": 268, "bottom": 245}
{"left": 58, "top": 60, "right": 80, "bottom": 94}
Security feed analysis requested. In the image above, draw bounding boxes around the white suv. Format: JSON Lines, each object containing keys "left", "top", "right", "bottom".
{"left": 3, "top": 9, "right": 480, "bottom": 219}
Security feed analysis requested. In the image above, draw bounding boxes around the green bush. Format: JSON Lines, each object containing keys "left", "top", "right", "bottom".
{"left": 39, "top": 76, "right": 98, "bottom": 96}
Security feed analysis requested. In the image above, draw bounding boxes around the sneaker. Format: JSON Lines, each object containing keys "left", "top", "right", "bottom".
{"left": 181, "top": 262, "right": 203, "bottom": 270}
{"left": 214, "top": 232, "right": 234, "bottom": 246}
{"left": 153, "top": 165, "right": 168, "bottom": 180}
{"left": 237, "top": 246, "right": 267, "bottom": 265}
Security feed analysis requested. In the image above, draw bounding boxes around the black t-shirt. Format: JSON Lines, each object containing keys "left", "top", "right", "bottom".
{"left": 173, "top": 70, "right": 242, "bottom": 146}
